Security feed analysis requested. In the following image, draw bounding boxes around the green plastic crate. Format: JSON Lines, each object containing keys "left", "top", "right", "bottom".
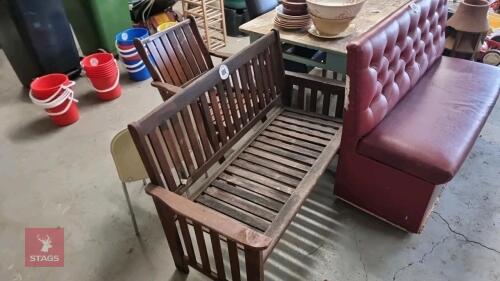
{"left": 63, "top": 0, "right": 131, "bottom": 55}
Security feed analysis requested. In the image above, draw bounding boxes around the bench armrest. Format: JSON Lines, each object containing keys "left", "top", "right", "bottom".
{"left": 146, "top": 184, "right": 272, "bottom": 250}
{"left": 151, "top": 81, "right": 183, "bottom": 100}
{"left": 284, "top": 71, "right": 346, "bottom": 119}
{"left": 210, "top": 50, "right": 232, "bottom": 61}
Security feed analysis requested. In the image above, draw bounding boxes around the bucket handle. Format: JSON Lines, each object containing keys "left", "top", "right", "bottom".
{"left": 29, "top": 81, "right": 78, "bottom": 116}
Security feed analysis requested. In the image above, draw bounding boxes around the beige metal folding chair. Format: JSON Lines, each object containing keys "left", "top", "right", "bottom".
{"left": 110, "top": 129, "right": 148, "bottom": 236}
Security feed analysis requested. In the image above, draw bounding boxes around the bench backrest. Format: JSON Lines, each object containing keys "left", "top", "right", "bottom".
{"left": 135, "top": 17, "right": 214, "bottom": 100}
{"left": 345, "top": 0, "right": 447, "bottom": 139}
{"left": 129, "top": 31, "right": 285, "bottom": 193}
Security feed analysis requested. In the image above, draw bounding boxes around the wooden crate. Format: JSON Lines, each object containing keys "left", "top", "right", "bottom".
{"left": 182, "top": 0, "right": 227, "bottom": 51}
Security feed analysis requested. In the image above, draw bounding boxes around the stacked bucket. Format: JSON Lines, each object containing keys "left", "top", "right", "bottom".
{"left": 81, "top": 52, "right": 122, "bottom": 101}
{"left": 29, "top": 74, "right": 80, "bottom": 126}
{"left": 115, "top": 28, "right": 151, "bottom": 81}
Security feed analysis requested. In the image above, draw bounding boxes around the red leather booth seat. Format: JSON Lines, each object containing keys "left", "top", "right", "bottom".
{"left": 335, "top": 0, "right": 500, "bottom": 233}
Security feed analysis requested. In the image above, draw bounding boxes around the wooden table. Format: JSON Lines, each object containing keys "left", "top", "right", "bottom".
{"left": 239, "top": 0, "right": 411, "bottom": 74}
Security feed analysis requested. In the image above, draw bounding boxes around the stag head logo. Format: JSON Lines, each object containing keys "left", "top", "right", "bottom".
{"left": 37, "top": 234, "right": 53, "bottom": 253}
{"left": 25, "top": 228, "right": 64, "bottom": 267}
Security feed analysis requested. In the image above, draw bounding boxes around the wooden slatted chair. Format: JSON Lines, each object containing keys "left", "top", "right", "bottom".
{"left": 134, "top": 16, "right": 232, "bottom": 101}
{"left": 129, "top": 31, "right": 345, "bottom": 281}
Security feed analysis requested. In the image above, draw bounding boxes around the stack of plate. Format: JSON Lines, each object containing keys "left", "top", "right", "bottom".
{"left": 274, "top": 4, "right": 311, "bottom": 30}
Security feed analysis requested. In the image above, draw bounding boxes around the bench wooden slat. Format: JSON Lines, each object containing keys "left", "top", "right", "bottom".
{"left": 229, "top": 72, "right": 248, "bottom": 126}
{"left": 272, "top": 120, "right": 333, "bottom": 140}
{"left": 205, "top": 186, "right": 276, "bottom": 221}
{"left": 147, "top": 129, "right": 177, "bottom": 188}
{"left": 250, "top": 58, "right": 267, "bottom": 110}
{"left": 227, "top": 241, "right": 241, "bottom": 281}
{"left": 309, "top": 87, "right": 318, "bottom": 113}
{"left": 209, "top": 230, "right": 226, "bottom": 280}
{"left": 297, "top": 85, "right": 305, "bottom": 111}
{"left": 180, "top": 108, "right": 205, "bottom": 166}
{"left": 263, "top": 48, "right": 277, "bottom": 100}
{"left": 211, "top": 179, "right": 283, "bottom": 212}
{"left": 245, "top": 63, "right": 261, "bottom": 115}
{"left": 236, "top": 66, "right": 255, "bottom": 119}
{"left": 255, "top": 135, "right": 321, "bottom": 159}
{"left": 275, "top": 115, "right": 334, "bottom": 135}
{"left": 224, "top": 79, "right": 243, "bottom": 131}
{"left": 232, "top": 158, "right": 301, "bottom": 187}
{"left": 197, "top": 195, "right": 270, "bottom": 231}
{"left": 208, "top": 89, "right": 228, "bottom": 144}
{"left": 260, "top": 131, "right": 325, "bottom": 153}
{"left": 171, "top": 114, "right": 196, "bottom": 174}
{"left": 216, "top": 81, "right": 236, "bottom": 137}
{"left": 225, "top": 165, "right": 295, "bottom": 194}
{"left": 193, "top": 223, "right": 211, "bottom": 274}
{"left": 178, "top": 217, "right": 197, "bottom": 264}
{"left": 238, "top": 152, "right": 306, "bottom": 179}
{"left": 198, "top": 93, "right": 220, "bottom": 150}
{"left": 245, "top": 147, "right": 311, "bottom": 172}
{"left": 257, "top": 52, "right": 271, "bottom": 104}
{"left": 283, "top": 108, "right": 342, "bottom": 128}
{"left": 189, "top": 102, "right": 214, "bottom": 159}
{"left": 266, "top": 125, "right": 330, "bottom": 146}
{"left": 251, "top": 141, "right": 316, "bottom": 165}
{"left": 218, "top": 173, "right": 290, "bottom": 203}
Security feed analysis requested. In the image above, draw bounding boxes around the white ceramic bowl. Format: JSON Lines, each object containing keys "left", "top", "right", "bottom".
{"left": 306, "top": 0, "right": 367, "bottom": 20}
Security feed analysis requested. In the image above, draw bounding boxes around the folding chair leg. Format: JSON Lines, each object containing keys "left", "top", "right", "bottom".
{"left": 122, "top": 182, "right": 140, "bottom": 236}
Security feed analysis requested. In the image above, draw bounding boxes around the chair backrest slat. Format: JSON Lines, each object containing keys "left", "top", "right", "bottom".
{"left": 135, "top": 17, "right": 213, "bottom": 100}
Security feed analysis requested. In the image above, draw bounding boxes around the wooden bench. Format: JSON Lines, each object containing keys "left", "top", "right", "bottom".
{"left": 129, "top": 31, "right": 344, "bottom": 280}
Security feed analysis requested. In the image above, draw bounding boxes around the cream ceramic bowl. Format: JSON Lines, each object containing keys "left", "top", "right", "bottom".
{"left": 306, "top": 0, "right": 366, "bottom": 20}
{"left": 310, "top": 14, "right": 352, "bottom": 35}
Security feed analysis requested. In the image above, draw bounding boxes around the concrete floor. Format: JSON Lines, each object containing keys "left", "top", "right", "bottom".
{"left": 1, "top": 35, "right": 499, "bottom": 281}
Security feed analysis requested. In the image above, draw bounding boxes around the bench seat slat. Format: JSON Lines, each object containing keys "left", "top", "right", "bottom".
{"left": 197, "top": 195, "right": 270, "bottom": 231}
{"left": 218, "top": 173, "right": 290, "bottom": 203}
{"left": 211, "top": 179, "right": 284, "bottom": 212}
{"left": 232, "top": 158, "right": 301, "bottom": 186}
{"left": 205, "top": 186, "right": 277, "bottom": 221}
{"left": 255, "top": 135, "right": 321, "bottom": 159}
{"left": 238, "top": 152, "right": 306, "bottom": 179}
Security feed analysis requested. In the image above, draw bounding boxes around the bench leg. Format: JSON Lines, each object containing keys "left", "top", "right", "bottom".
{"left": 153, "top": 198, "right": 190, "bottom": 273}
{"left": 245, "top": 248, "right": 264, "bottom": 281}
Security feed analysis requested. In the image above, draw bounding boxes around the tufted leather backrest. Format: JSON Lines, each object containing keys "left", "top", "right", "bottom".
{"left": 345, "top": 0, "right": 447, "bottom": 138}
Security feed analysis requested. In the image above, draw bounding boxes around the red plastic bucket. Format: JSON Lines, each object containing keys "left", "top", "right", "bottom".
{"left": 30, "top": 74, "right": 80, "bottom": 126}
{"left": 81, "top": 53, "right": 116, "bottom": 76}
{"left": 88, "top": 75, "right": 122, "bottom": 101}
{"left": 82, "top": 53, "right": 122, "bottom": 101}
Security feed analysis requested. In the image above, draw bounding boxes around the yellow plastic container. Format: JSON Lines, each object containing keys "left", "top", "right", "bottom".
{"left": 489, "top": 13, "right": 500, "bottom": 31}
{"left": 157, "top": 22, "right": 177, "bottom": 32}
